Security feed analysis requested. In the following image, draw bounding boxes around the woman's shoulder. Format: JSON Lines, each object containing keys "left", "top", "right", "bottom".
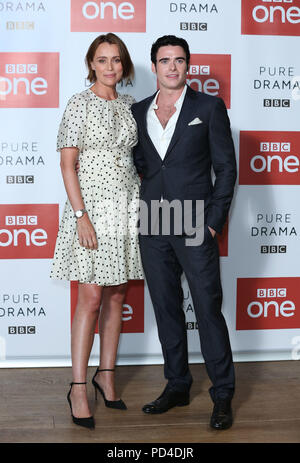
{"left": 65, "top": 90, "right": 90, "bottom": 107}
{"left": 118, "top": 93, "right": 136, "bottom": 106}
{"left": 69, "top": 89, "right": 90, "bottom": 103}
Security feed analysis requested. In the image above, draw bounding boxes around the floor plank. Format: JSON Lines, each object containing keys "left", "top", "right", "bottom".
{"left": 0, "top": 361, "right": 300, "bottom": 443}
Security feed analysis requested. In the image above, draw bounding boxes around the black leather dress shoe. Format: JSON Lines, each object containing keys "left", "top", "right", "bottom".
{"left": 142, "top": 388, "right": 190, "bottom": 414}
{"left": 210, "top": 399, "right": 233, "bottom": 430}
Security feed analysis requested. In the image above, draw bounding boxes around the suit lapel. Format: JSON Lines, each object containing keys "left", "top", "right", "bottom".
{"left": 164, "top": 85, "right": 197, "bottom": 160}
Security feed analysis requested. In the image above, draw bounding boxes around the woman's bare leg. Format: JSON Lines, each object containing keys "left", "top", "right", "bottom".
{"left": 94, "top": 283, "right": 127, "bottom": 400}
{"left": 69, "top": 282, "right": 103, "bottom": 418}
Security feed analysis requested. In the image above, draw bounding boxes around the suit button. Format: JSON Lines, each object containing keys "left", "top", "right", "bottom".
{"left": 162, "top": 165, "right": 166, "bottom": 169}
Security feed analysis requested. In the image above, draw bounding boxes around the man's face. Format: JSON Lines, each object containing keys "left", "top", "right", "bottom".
{"left": 152, "top": 45, "right": 187, "bottom": 91}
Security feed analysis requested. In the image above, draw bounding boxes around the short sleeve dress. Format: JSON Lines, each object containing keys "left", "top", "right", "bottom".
{"left": 50, "top": 88, "right": 144, "bottom": 286}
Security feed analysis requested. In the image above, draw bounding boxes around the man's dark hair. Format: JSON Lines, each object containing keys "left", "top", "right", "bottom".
{"left": 151, "top": 35, "right": 190, "bottom": 68}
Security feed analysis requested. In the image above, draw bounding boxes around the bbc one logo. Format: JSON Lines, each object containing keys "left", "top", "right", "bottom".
{"left": 239, "top": 131, "right": 300, "bottom": 185}
{"left": 0, "top": 204, "right": 58, "bottom": 259}
{"left": 187, "top": 55, "right": 231, "bottom": 108}
{"left": 0, "top": 52, "right": 59, "bottom": 108}
{"left": 242, "top": 0, "right": 300, "bottom": 36}
{"left": 71, "top": 0, "right": 146, "bottom": 32}
{"left": 236, "top": 277, "right": 300, "bottom": 330}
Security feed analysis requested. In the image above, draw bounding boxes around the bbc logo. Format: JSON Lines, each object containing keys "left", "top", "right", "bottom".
{"left": 261, "top": 245, "right": 287, "bottom": 254}
{"left": 5, "top": 63, "right": 37, "bottom": 74}
{"left": 180, "top": 22, "right": 207, "bottom": 31}
{"left": 8, "top": 326, "right": 36, "bottom": 334}
{"left": 257, "top": 288, "right": 287, "bottom": 298}
{"left": 5, "top": 215, "right": 38, "bottom": 225}
{"left": 263, "top": 99, "right": 290, "bottom": 107}
{"left": 189, "top": 65, "right": 210, "bottom": 75}
{"left": 6, "top": 175, "right": 34, "bottom": 184}
{"left": 260, "top": 142, "right": 290, "bottom": 152}
{"left": 6, "top": 22, "right": 35, "bottom": 31}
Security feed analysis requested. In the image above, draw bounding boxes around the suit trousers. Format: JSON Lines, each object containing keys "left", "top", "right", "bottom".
{"left": 139, "top": 225, "right": 235, "bottom": 402}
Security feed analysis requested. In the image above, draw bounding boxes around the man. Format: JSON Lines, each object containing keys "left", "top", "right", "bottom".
{"left": 131, "top": 35, "right": 237, "bottom": 430}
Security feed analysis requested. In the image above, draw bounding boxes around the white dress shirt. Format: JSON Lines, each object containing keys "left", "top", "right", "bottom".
{"left": 147, "top": 85, "right": 187, "bottom": 160}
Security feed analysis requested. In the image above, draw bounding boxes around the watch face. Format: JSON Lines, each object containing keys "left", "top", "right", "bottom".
{"left": 75, "top": 210, "right": 83, "bottom": 218}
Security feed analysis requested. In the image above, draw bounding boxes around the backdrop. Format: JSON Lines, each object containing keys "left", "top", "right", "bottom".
{"left": 1, "top": 0, "right": 300, "bottom": 368}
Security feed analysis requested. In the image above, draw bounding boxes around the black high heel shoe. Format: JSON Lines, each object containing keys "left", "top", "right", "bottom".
{"left": 92, "top": 368, "right": 127, "bottom": 410}
{"left": 67, "top": 382, "right": 95, "bottom": 429}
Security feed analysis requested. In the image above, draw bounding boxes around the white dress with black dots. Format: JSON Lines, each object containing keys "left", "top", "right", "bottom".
{"left": 50, "top": 88, "right": 144, "bottom": 286}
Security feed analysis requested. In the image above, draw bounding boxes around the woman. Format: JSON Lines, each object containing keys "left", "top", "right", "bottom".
{"left": 50, "top": 33, "right": 143, "bottom": 429}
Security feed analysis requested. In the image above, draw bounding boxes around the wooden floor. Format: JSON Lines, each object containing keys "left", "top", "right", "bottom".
{"left": 0, "top": 360, "right": 300, "bottom": 443}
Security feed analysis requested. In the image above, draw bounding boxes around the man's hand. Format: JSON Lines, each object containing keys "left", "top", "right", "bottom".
{"left": 208, "top": 226, "right": 216, "bottom": 238}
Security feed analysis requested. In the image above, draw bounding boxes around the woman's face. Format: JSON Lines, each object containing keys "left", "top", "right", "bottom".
{"left": 91, "top": 42, "right": 123, "bottom": 87}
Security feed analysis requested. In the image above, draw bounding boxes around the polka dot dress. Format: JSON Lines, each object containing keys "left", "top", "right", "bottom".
{"left": 50, "top": 88, "right": 144, "bottom": 286}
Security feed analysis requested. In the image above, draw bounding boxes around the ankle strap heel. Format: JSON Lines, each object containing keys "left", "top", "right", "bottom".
{"left": 92, "top": 367, "right": 127, "bottom": 410}
{"left": 96, "top": 369, "right": 115, "bottom": 372}
{"left": 70, "top": 381, "right": 87, "bottom": 386}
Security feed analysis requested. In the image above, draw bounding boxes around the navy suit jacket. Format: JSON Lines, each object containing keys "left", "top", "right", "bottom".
{"left": 131, "top": 85, "right": 236, "bottom": 234}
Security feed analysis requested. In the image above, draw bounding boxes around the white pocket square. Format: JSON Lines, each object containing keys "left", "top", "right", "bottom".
{"left": 188, "top": 117, "right": 202, "bottom": 126}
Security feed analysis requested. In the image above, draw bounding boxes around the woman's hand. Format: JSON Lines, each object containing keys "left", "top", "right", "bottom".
{"left": 59, "top": 148, "right": 96, "bottom": 249}
{"left": 75, "top": 159, "right": 80, "bottom": 174}
{"left": 76, "top": 214, "right": 98, "bottom": 250}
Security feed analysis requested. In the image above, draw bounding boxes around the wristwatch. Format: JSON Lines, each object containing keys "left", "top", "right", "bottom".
{"left": 74, "top": 208, "right": 87, "bottom": 219}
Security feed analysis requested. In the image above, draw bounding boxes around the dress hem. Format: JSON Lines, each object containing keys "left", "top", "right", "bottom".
{"left": 50, "top": 274, "right": 144, "bottom": 287}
